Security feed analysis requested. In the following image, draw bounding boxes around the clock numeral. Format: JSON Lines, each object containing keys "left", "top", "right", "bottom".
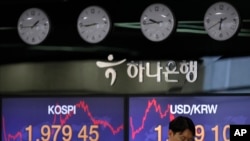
{"left": 79, "top": 23, "right": 84, "bottom": 28}
{"left": 168, "top": 19, "right": 172, "bottom": 24}
{"left": 233, "top": 18, "right": 237, "bottom": 23}
{"left": 32, "top": 37, "right": 35, "bottom": 42}
{"left": 91, "top": 8, "right": 95, "bottom": 14}
{"left": 79, "top": 23, "right": 83, "bottom": 27}
{"left": 155, "top": 34, "right": 159, "bottom": 39}
{"left": 103, "top": 16, "right": 108, "bottom": 24}
{"left": 98, "top": 34, "right": 102, "bottom": 38}
{"left": 31, "top": 10, "right": 35, "bottom": 16}
{"left": 92, "top": 36, "right": 95, "bottom": 41}
{"left": 230, "top": 24, "right": 236, "bottom": 30}
{"left": 162, "top": 33, "right": 165, "bottom": 37}
{"left": 143, "top": 20, "right": 147, "bottom": 25}
{"left": 219, "top": 4, "right": 224, "bottom": 10}
{"left": 219, "top": 33, "right": 223, "bottom": 38}
{"left": 231, "top": 12, "right": 235, "bottom": 16}
{"left": 206, "top": 18, "right": 210, "bottom": 24}
{"left": 155, "top": 6, "right": 159, "bottom": 12}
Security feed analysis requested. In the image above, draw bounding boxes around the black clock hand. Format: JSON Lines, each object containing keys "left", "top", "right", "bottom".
{"left": 219, "top": 17, "right": 227, "bottom": 30}
{"left": 84, "top": 23, "right": 98, "bottom": 27}
{"left": 149, "top": 18, "right": 163, "bottom": 24}
{"left": 32, "top": 20, "right": 40, "bottom": 28}
{"left": 20, "top": 25, "right": 33, "bottom": 28}
{"left": 208, "top": 17, "right": 228, "bottom": 30}
{"left": 208, "top": 19, "right": 222, "bottom": 30}
{"left": 143, "top": 21, "right": 156, "bottom": 25}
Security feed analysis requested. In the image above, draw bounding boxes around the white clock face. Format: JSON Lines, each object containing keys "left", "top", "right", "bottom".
{"left": 17, "top": 8, "right": 50, "bottom": 45}
{"left": 77, "top": 6, "right": 111, "bottom": 44}
{"left": 204, "top": 2, "right": 241, "bottom": 41}
{"left": 140, "top": 3, "right": 176, "bottom": 42}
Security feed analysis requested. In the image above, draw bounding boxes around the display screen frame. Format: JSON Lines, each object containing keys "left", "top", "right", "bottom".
{"left": 128, "top": 93, "right": 250, "bottom": 141}
{"left": 1, "top": 92, "right": 250, "bottom": 141}
{"left": 1, "top": 93, "right": 126, "bottom": 141}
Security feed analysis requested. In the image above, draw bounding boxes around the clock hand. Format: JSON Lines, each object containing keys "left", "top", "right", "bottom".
{"left": 20, "top": 25, "right": 33, "bottom": 28}
{"left": 143, "top": 22, "right": 156, "bottom": 25}
{"left": 149, "top": 19, "right": 163, "bottom": 24}
{"left": 219, "top": 17, "right": 227, "bottom": 30}
{"left": 208, "top": 19, "right": 222, "bottom": 30}
{"left": 84, "top": 23, "right": 98, "bottom": 27}
{"left": 31, "top": 20, "right": 40, "bottom": 28}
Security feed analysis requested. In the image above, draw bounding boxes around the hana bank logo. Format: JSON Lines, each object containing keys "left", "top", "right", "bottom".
{"left": 96, "top": 54, "right": 198, "bottom": 86}
{"left": 96, "top": 54, "right": 126, "bottom": 86}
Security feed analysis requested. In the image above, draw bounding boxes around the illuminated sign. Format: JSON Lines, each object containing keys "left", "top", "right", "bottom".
{"left": 2, "top": 97, "right": 124, "bottom": 141}
{"left": 96, "top": 54, "right": 198, "bottom": 86}
{"left": 129, "top": 96, "right": 250, "bottom": 141}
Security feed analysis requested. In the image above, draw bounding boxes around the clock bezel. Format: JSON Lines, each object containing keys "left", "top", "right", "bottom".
{"left": 17, "top": 7, "right": 51, "bottom": 45}
{"left": 77, "top": 5, "right": 113, "bottom": 44}
{"left": 203, "top": 1, "right": 242, "bottom": 41}
{"left": 140, "top": 3, "right": 177, "bottom": 42}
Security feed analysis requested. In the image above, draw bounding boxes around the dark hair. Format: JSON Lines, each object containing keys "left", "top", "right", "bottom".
{"left": 169, "top": 116, "right": 195, "bottom": 136}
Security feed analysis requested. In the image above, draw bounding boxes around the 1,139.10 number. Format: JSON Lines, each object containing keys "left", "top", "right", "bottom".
{"left": 154, "top": 124, "right": 230, "bottom": 141}
{"left": 25, "top": 124, "right": 99, "bottom": 141}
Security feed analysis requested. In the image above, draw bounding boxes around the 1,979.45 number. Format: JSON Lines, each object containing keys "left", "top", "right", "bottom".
{"left": 154, "top": 124, "right": 230, "bottom": 141}
{"left": 25, "top": 124, "right": 99, "bottom": 141}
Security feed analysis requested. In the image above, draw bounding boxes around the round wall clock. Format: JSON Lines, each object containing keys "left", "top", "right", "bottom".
{"left": 17, "top": 8, "right": 51, "bottom": 45}
{"left": 140, "top": 3, "right": 176, "bottom": 42}
{"left": 77, "top": 5, "right": 112, "bottom": 44}
{"left": 204, "top": 1, "right": 241, "bottom": 41}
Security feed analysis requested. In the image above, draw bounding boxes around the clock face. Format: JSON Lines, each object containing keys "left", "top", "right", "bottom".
{"left": 17, "top": 8, "right": 50, "bottom": 45}
{"left": 140, "top": 3, "right": 176, "bottom": 42}
{"left": 77, "top": 6, "right": 111, "bottom": 44}
{"left": 204, "top": 2, "right": 241, "bottom": 41}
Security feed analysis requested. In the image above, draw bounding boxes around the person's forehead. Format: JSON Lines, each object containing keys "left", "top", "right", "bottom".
{"left": 179, "top": 129, "right": 194, "bottom": 138}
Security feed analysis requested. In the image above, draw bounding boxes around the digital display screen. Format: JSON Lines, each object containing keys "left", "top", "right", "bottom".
{"left": 2, "top": 97, "right": 124, "bottom": 141}
{"left": 129, "top": 96, "right": 250, "bottom": 141}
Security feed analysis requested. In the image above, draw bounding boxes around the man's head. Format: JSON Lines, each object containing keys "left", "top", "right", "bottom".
{"left": 168, "top": 116, "right": 195, "bottom": 141}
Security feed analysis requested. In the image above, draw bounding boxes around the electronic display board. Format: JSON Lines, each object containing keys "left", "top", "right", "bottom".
{"left": 2, "top": 97, "right": 124, "bottom": 141}
{"left": 129, "top": 95, "right": 250, "bottom": 141}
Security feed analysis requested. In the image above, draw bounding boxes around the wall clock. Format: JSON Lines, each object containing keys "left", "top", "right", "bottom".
{"left": 17, "top": 8, "right": 51, "bottom": 45}
{"left": 77, "top": 5, "right": 112, "bottom": 44}
{"left": 140, "top": 3, "right": 176, "bottom": 42}
{"left": 204, "top": 1, "right": 241, "bottom": 41}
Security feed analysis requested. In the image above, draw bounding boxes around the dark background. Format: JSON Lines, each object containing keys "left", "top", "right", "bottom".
{"left": 0, "top": 0, "right": 250, "bottom": 62}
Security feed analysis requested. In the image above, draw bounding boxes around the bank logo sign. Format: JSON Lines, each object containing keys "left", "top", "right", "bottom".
{"left": 96, "top": 54, "right": 198, "bottom": 86}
